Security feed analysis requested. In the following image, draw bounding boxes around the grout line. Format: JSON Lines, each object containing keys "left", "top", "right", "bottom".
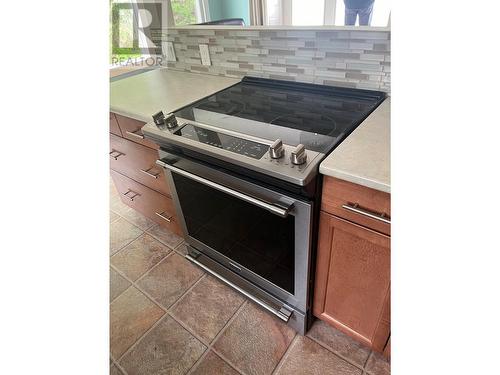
{"left": 306, "top": 333, "right": 367, "bottom": 371}
{"left": 110, "top": 357, "right": 129, "bottom": 375}
{"left": 133, "top": 250, "right": 185, "bottom": 285}
{"left": 187, "top": 300, "right": 248, "bottom": 375}
{"left": 364, "top": 350, "right": 373, "bottom": 369}
{"left": 271, "top": 333, "right": 299, "bottom": 375}
{"left": 116, "top": 313, "right": 169, "bottom": 364}
{"left": 109, "top": 218, "right": 145, "bottom": 256}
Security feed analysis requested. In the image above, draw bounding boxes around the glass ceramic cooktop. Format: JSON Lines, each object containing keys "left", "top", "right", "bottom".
{"left": 173, "top": 77, "right": 385, "bottom": 154}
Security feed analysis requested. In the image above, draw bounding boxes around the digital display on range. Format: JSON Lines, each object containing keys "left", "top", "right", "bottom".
{"left": 174, "top": 124, "right": 269, "bottom": 159}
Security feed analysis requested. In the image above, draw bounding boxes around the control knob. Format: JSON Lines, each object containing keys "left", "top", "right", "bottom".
{"left": 269, "top": 138, "right": 284, "bottom": 159}
{"left": 291, "top": 144, "right": 307, "bottom": 165}
{"left": 152, "top": 111, "right": 178, "bottom": 129}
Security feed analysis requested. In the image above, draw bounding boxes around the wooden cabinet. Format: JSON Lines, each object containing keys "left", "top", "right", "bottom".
{"left": 109, "top": 112, "right": 122, "bottom": 137}
{"left": 110, "top": 134, "right": 171, "bottom": 197}
{"left": 109, "top": 112, "right": 182, "bottom": 237}
{"left": 383, "top": 337, "right": 391, "bottom": 360}
{"left": 114, "top": 113, "right": 158, "bottom": 150}
{"left": 321, "top": 177, "right": 390, "bottom": 236}
{"left": 111, "top": 170, "right": 182, "bottom": 236}
{"left": 313, "top": 177, "right": 390, "bottom": 353}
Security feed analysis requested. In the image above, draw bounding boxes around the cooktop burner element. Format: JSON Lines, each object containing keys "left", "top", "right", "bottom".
{"left": 142, "top": 77, "right": 386, "bottom": 186}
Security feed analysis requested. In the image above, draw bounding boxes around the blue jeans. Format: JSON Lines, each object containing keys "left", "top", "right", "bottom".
{"left": 345, "top": 4, "right": 373, "bottom": 26}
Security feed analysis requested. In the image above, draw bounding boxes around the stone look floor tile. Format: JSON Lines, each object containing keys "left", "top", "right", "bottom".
{"left": 110, "top": 211, "right": 120, "bottom": 224}
{"left": 365, "top": 351, "right": 390, "bottom": 375}
{"left": 147, "top": 224, "right": 184, "bottom": 249}
{"left": 213, "top": 302, "right": 295, "bottom": 375}
{"left": 171, "top": 275, "right": 245, "bottom": 343}
{"left": 119, "top": 315, "right": 206, "bottom": 375}
{"left": 110, "top": 364, "right": 123, "bottom": 375}
{"left": 120, "top": 209, "right": 156, "bottom": 231}
{"left": 110, "top": 218, "right": 143, "bottom": 255}
{"left": 275, "top": 336, "right": 362, "bottom": 375}
{"left": 307, "top": 319, "right": 370, "bottom": 367}
{"left": 110, "top": 267, "right": 131, "bottom": 302}
{"left": 191, "top": 350, "right": 239, "bottom": 375}
{"left": 110, "top": 194, "right": 132, "bottom": 216}
{"left": 137, "top": 253, "right": 204, "bottom": 308}
{"left": 110, "top": 286, "right": 165, "bottom": 359}
{"left": 111, "top": 234, "right": 171, "bottom": 281}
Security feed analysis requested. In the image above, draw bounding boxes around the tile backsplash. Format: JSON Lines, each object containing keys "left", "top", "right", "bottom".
{"left": 163, "top": 27, "right": 390, "bottom": 92}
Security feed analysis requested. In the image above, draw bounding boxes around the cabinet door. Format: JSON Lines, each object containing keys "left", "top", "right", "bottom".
{"left": 313, "top": 212, "right": 390, "bottom": 352}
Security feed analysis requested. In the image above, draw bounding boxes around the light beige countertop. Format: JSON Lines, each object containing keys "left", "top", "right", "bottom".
{"left": 319, "top": 98, "right": 390, "bottom": 193}
{"left": 110, "top": 69, "right": 240, "bottom": 122}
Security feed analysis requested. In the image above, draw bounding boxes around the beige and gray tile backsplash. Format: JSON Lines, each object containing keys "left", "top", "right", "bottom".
{"left": 163, "top": 28, "right": 390, "bottom": 92}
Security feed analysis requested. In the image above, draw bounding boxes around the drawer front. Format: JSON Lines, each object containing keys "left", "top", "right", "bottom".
{"left": 109, "top": 112, "right": 122, "bottom": 136}
{"left": 321, "top": 177, "right": 390, "bottom": 235}
{"left": 114, "top": 113, "right": 158, "bottom": 150}
{"left": 110, "top": 170, "right": 182, "bottom": 236}
{"left": 110, "top": 134, "right": 171, "bottom": 196}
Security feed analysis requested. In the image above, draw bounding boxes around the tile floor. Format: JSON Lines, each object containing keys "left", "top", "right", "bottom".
{"left": 109, "top": 179, "right": 391, "bottom": 375}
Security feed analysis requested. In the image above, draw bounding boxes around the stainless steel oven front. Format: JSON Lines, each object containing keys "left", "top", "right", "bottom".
{"left": 156, "top": 149, "right": 314, "bottom": 334}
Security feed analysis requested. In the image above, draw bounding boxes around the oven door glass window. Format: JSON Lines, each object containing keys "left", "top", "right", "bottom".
{"left": 172, "top": 173, "right": 295, "bottom": 294}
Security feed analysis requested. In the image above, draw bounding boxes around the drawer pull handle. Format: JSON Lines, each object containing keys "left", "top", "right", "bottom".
{"left": 123, "top": 189, "right": 140, "bottom": 201}
{"left": 155, "top": 211, "right": 173, "bottom": 222}
{"left": 109, "top": 150, "right": 125, "bottom": 160}
{"left": 342, "top": 203, "right": 391, "bottom": 224}
{"left": 140, "top": 167, "right": 160, "bottom": 179}
{"left": 126, "top": 129, "right": 145, "bottom": 139}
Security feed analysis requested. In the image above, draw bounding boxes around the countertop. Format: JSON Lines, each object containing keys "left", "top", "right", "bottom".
{"left": 110, "top": 68, "right": 240, "bottom": 122}
{"left": 319, "top": 98, "right": 390, "bottom": 193}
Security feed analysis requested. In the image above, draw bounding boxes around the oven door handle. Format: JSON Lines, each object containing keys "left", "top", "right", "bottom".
{"left": 156, "top": 160, "right": 294, "bottom": 218}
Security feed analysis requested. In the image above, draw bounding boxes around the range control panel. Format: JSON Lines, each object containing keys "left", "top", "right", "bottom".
{"left": 174, "top": 124, "right": 269, "bottom": 159}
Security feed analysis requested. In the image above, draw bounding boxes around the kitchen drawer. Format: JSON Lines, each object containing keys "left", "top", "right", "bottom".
{"left": 114, "top": 113, "right": 158, "bottom": 150}
{"left": 321, "top": 176, "right": 390, "bottom": 235}
{"left": 109, "top": 112, "right": 122, "bottom": 136}
{"left": 110, "top": 134, "right": 171, "bottom": 196}
{"left": 110, "top": 170, "right": 182, "bottom": 236}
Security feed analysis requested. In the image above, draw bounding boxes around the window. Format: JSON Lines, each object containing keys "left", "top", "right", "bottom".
{"left": 171, "top": 0, "right": 197, "bottom": 26}
{"left": 292, "top": 0, "right": 325, "bottom": 26}
{"left": 266, "top": 0, "right": 391, "bottom": 27}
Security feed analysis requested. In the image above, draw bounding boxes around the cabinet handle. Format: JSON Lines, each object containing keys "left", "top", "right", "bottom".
{"left": 109, "top": 150, "right": 125, "bottom": 160}
{"left": 126, "top": 129, "right": 145, "bottom": 139}
{"left": 140, "top": 167, "right": 160, "bottom": 179}
{"left": 155, "top": 211, "right": 173, "bottom": 222}
{"left": 123, "top": 189, "right": 140, "bottom": 201}
{"left": 342, "top": 203, "right": 391, "bottom": 224}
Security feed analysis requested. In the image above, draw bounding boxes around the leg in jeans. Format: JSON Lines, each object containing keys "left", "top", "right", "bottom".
{"left": 345, "top": 8, "right": 358, "bottom": 25}
{"left": 358, "top": 4, "right": 374, "bottom": 26}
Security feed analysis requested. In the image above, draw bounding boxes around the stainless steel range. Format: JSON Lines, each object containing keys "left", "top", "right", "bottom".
{"left": 142, "top": 77, "right": 385, "bottom": 334}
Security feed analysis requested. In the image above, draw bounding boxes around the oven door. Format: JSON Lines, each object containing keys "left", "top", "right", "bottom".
{"left": 156, "top": 150, "right": 313, "bottom": 326}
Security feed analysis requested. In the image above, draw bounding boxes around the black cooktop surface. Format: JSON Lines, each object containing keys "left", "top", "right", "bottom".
{"left": 173, "top": 77, "right": 386, "bottom": 154}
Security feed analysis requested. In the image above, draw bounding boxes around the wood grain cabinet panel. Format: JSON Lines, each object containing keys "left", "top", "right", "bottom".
{"left": 321, "top": 177, "right": 390, "bottom": 235}
{"left": 110, "top": 170, "right": 182, "bottom": 236}
{"left": 109, "top": 112, "right": 122, "bottom": 136}
{"left": 383, "top": 337, "right": 391, "bottom": 360}
{"left": 313, "top": 211, "right": 390, "bottom": 352}
{"left": 109, "top": 134, "right": 171, "bottom": 197}
{"left": 114, "top": 113, "right": 158, "bottom": 150}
